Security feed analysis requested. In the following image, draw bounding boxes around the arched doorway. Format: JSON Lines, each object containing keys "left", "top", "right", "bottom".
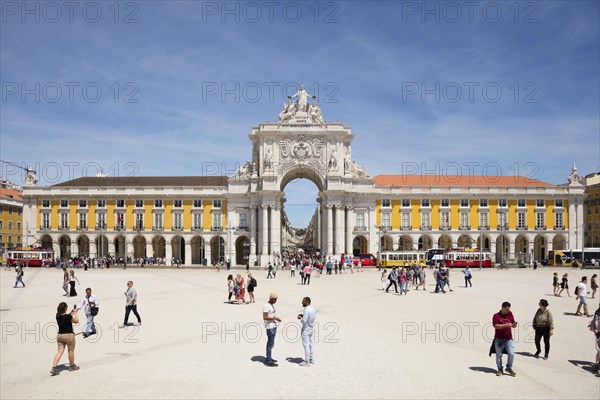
{"left": 458, "top": 235, "right": 473, "bottom": 248}
{"left": 95, "top": 235, "right": 109, "bottom": 258}
{"left": 381, "top": 235, "right": 394, "bottom": 251}
{"left": 236, "top": 236, "right": 250, "bottom": 265}
{"left": 171, "top": 236, "right": 185, "bottom": 263}
{"left": 77, "top": 235, "right": 89, "bottom": 257}
{"left": 553, "top": 235, "right": 566, "bottom": 251}
{"left": 152, "top": 236, "right": 166, "bottom": 258}
{"left": 210, "top": 236, "right": 225, "bottom": 264}
{"left": 114, "top": 235, "right": 126, "bottom": 260}
{"left": 133, "top": 235, "right": 146, "bottom": 259}
{"left": 59, "top": 235, "right": 71, "bottom": 259}
{"left": 438, "top": 235, "right": 452, "bottom": 250}
{"left": 515, "top": 235, "right": 528, "bottom": 255}
{"left": 398, "top": 235, "right": 413, "bottom": 250}
{"left": 476, "top": 235, "right": 491, "bottom": 251}
{"left": 418, "top": 235, "right": 433, "bottom": 250}
{"left": 496, "top": 235, "right": 509, "bottom": 264}
{"left": 40, "top": 235, "right": 53, "bottom": 250}
{"left": 191, "top": 236, "right": 205, "bottom": 265}
{"left": 534, "top": 235, "right": 547, "bottom": 262}
{"left": 353, "top": 236, "right": 368, "bottom": 254}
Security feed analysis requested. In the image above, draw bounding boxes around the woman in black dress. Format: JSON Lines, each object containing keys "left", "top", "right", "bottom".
{"left": 557, "top": 273, "right": 571, "bottom": 297}
{"left": 51, "top": 302, "right": 80, "bottom": 375}
{"left": 69, "top": 269, "right": 80, "bottom": 297}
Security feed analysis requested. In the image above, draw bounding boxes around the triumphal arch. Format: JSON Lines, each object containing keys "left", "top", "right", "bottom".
{"left": 227, "top": 85, "right": 377, "bottom": 265}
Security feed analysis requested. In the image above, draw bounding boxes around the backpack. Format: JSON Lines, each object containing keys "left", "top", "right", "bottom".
{"left": 574, "top": 285, "right": 580, "bottom": 296}
{"left": 250, "top": 278, "right": 257, "bottom": 287}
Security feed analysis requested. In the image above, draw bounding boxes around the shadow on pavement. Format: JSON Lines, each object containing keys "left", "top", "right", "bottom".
{"left": 515, "top": 351, "right": 538, "bottom": 358}
{"left": 251, "top": 356, "right": 267, "bottom": 363}
{"left": 568, "top": 359, "right": 599, "bottom": 376}
{"left": 286, "top": 357, "right": 304, "bottom": 364}
{"left": 468, "top": 366, "right": 497, "bottom": 374}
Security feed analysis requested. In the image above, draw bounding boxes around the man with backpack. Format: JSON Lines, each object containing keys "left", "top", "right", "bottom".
{"left": 78, "top": 287, "right": 99, "bottom": 338}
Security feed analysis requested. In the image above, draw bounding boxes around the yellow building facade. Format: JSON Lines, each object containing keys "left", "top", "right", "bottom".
{"left": 0, "top": 181, "right": 23, "bottom": 262}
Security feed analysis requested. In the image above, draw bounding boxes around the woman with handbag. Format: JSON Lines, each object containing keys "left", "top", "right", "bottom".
{"left": 532, "top": 299, "right": 554, "bottom": 360}
{"left": 51, "top": 302, "right": 80, "bottom": 375}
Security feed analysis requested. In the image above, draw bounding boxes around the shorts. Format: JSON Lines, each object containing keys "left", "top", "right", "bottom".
{"left": 57, "top": 333, "right": 76, "bottom": 349}
{"left": 579, "top": 296, "right": 587, "bottom": 305}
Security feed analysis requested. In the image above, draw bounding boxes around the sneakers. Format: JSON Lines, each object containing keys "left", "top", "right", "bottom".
{"left": 506, "top": 368, "right": 516, "bottom": 377}
{"left": 534, "top": 351, "right": 540, "bottom": 359}
{"left": 543, "top": 355, "right": 548, "bottom": 360}
{"left": 299, "top": 361, "right": 310, "bottom": 367}
{"left": 69, "top": 365, "right": 80, "bottom": 372}
{"left": 496, "top": 368, "right": 503, "bottom": 376}
{"left": 265, "top": 362, "right": 278, "bottom": 367}
{"left": 309, "top": 359, "right": 314, "bottom": 364}
{"left": 50, "top": 367, "right": 60, "bottom": 376}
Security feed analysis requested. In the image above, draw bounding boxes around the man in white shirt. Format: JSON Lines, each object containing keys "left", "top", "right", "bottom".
{"left": 78, "top": 287, "right": 99, "bottom": 338}
{"left": 297, "top": 297, "right": 316, "bottom": 366}
{"left": 263, "top": 292, "right": 281, "bottom": 366}
{"left": 576, "top": 276, "right": 592, "bottom": 317}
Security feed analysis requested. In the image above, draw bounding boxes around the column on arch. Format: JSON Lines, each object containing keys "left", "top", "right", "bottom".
{"left": 262, "top": 205, "right": 269, "bottom": 258}
{"left": 272, "top": 205, "right": 281, "bottom": 259}
{"left": 345, "top": 206, "right": 353, "bottom": 255}
{"left": 249, "top": 205, "right": 257, "bottom": 262}
{"left": 184, "top": 240, "right": 192, "bottom": 265}
{"left": 326, "top": 205, "right": 333, "bottom": 256}
{"left": 146, "top": 240, "right": 153, "bottom": 259}
{"left": 334, "top": 205, "right": 344, "bottom": 257}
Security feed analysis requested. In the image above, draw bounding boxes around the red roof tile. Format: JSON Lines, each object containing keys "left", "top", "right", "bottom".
{"left": 374, "top": 175, "right": 554, "bottom": 188}
{"left": 0, "top": 188, "right": 23, "bottom": 202}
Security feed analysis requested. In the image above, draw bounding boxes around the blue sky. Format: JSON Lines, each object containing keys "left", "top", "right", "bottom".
{"left": 1, "top": 0, "right": 599, "bottom": 228}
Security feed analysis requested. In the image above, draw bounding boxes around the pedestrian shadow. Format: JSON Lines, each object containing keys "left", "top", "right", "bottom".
{"left": 286, "top": 357, "right": 304, "bottom": 364}
{"left": 568, "top": 359, "right": 598, "bottom": 375}
{"left": 515, "top": 351, "right": 537, "bottom": 358}
{"left": 468, "top": 366, "right": 497, "bottom": 374}
{"left": 250, "top": 356, "right": 267, "bottom": 364}
{"left": 562, "top": 312, "right": 581, "bottom": 316}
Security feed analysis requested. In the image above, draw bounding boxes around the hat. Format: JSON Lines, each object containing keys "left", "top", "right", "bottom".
{"left": 269, "top": 292, "right": 278, "bottom": 299}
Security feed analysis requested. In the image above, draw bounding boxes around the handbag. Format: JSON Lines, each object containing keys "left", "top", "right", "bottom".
{"left": 90, "top": 303, "right": 99, "bottom": 316}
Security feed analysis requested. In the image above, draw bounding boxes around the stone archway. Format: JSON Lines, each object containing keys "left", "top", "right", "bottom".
{"left": 553, "top": 235, "right": 566, "bottom": 251}
{"left": 236, "top": 236, "right": 250, "bottom": 265}
{"left": 59, "top": 235, "right": 71, "bottom": 258}
{"left": 515, "top": 235, "right": 528, "bottom": 255}
{"left": 381, "top": 235, "right": 394, "bottom": 251}
{"left": 496, "top": 235, "right": 509, "bottom": 263}
{"left": 476, "top": 235, "right": 491, "bottom": 251}
{"left": 438, "top": 235, "right": 452, "bottom": 250}
{"left": 114, "top": 235, "right": 126, "bottom": 260}
{"left": 418, "top": 235, "right": 433, "bottom": 250}
{"left": 132, "top": 235, "right": 146, "bottom": 259}
{"left": 76, "top": 235, "right": 89, "bottom": 257}
{"left": 40, "top": 235, "right": 53, "bottom": 250}
{"left": 398, "top": 235, "right": 413, "bottom": 250}
{"left": 458, "top": 235, "right": 473, "bottom": 248}
{"left": 95, "top": 235, "right": 109, "bottom": 258}
{"left": 152, "top": 236, "right": 166, "bottom": 258}
{"left": 534, "top": 235, "right": 547, "bottom": 262}
{"left": 191, "top": 236, "right": 205, "bottom": 265}
{"left": 171, "top": 236, "right": 185, "bottom": 263}
{"left": 353, "top": 236, "right": 368, "bottom": 254}
{"left": 211, "top": 236, "right": 225, "bottom": 264}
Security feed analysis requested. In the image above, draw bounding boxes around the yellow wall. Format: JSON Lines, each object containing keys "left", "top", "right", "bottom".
{"left": 450, "top": 200, "right": 459, "bottom": 229}
{"left": 391, "top": 200, "right": 401, "bottom": 229}
{"left": 0, "top": 205, "right": 22, "bottom": 245}
{"left": 431, "top": 199, "right": 440, "bottom": 228}
{"left": 183, "top": 200, "right": 192, "bottom": 229}
{"left": 203, "top": 200, "right": 212, "bottom": 230}
{"left": 411, "top": 200, "right": 419, "bottom": 228}
{"left": 164, "top": 203, "right": 172, "bottom": 230}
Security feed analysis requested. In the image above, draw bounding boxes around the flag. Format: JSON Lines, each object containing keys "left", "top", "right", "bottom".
{"left": 445, "top": 214, "right": 449, "bottom": 224}
{"left": 118, "top": 214, "right": 123, "bottom": 223}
